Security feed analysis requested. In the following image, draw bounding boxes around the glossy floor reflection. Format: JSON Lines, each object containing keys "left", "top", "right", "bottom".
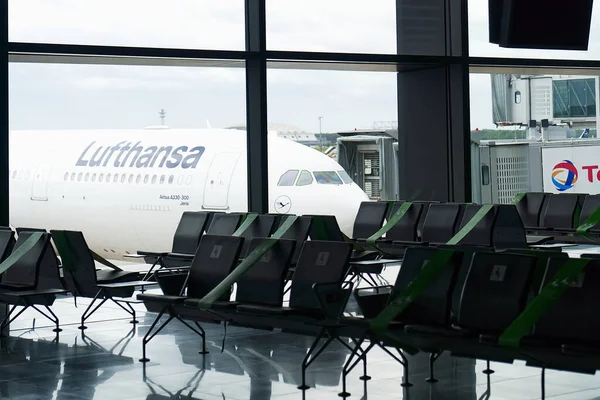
{"left": 0, "top": 265, "right": 598, "bottom": 399}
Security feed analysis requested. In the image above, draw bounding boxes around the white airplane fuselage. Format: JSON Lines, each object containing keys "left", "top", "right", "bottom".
{"left": 8, "top": 128, "right": 369, "bottom": 259}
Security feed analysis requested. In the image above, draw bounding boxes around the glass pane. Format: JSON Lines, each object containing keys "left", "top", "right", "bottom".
{"left": 277, "top": 170, "right": 299, "bottom": 186}
{"left": 338, "top": 170, "right": 353, "bottom": 184}
{"left": 469, "top": 0, "right": 600, "bottom": 60}
{"left": 313, "top": 171, "right": 343, "bottom": 184}
{"left": 296, "top": 170, "right": 313, "bottom": 186}
{"left": 9, "top": 0, "right": 245, "bottom": 50}
{"left": 266, "top": 0, "right": 396, "bottom": 54}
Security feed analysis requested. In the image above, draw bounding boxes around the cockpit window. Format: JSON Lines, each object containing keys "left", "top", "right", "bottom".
{"left": 337, "top": 170, "right": 353, "bottom": 184}
{"left": 296, "top": 170, "right": 313, "bottom": 186}
{"left": 313, "top": 171, "right": 343, "bottom": 185}
{"left": 278, "top": 169, "right": 299, "bottom": 186}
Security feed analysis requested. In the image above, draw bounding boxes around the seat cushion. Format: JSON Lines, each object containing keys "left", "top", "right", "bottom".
{"left": 136, "top": 293, "right": 187, "bottom": 304}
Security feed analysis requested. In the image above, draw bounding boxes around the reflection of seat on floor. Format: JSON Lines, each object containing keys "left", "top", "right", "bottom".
{"left": 145, "top": 370, "right": 205, "bottom": 400}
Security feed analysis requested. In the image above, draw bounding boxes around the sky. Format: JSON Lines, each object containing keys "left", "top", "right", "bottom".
{"left": 7, "top": 0, "right": 600, "bottom": 133}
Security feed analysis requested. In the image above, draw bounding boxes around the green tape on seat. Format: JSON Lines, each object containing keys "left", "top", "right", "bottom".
{"left": 0, "top": 232, "right": 44, "bottom": 275}
{"left": 196, "top": 215, "right": 298, "bottom": 308}
{"left": 366, "top": 202, "right": 412, "bottom": 244}
{"left": 498, "top": 257, "right": 591, "bottom": 348}
{"left": 576, "top": 204, "right": 600, "bottom": 234}
{"left": 512, "top": 193, "right": 526, "bottom": 204}
{"left": 232, "top": 213, "right": 258, "bottom": 237}
{"left": 51, "top": 231, "right": 76, "bottom": 272}
{"left": 369, "top": 204, "right": 494, "bottom": 336}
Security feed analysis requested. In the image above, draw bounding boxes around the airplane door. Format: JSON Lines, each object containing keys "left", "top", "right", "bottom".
{"left": 202, "top": 152, "right": 240, "bottom": 210}
{"left": 30, "top": 161, "right": 53, "bottom": 201}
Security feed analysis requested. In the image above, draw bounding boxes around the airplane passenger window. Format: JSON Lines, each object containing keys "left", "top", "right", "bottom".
{"left": 85, "top": 173, "right": 90, "bottom": 182}
{"left": 296, "top": 170, "right": 313, "bottom": 186}
{"left": 151, "top": 175, "right": 157, "bottom": 184}
{"left": 136, "top": 174, "right": 141, "bottom": 184}
{"left": 143, "top": 175, "right": 149, "bottom": 184}
{"left": 128, "top": 174, "right": 133, "bottom": 184}
{"left": 64, "top": 172, "right": 69, "bottom": 181}
{"left": 277, "top": 170, "right": 299, "bottom": 186}
{"left": 99, "top": 173, "right": 104, "bottom": 183}
{"left": 92, "top": 173, "right": 97, "bottom": 182}
{"left": 18, "top": 170, "right": 23, "bottom": 179}
{"left": 168, "top": 175, "right": 174, "bottom": 184}
{"left": 337, "top": 170, "right": 353, "bottom": 184}
{"left": 11, "top": 171, "right": 16, "bottom": 179}
{"left": 113, "top": 174, "right": 119, "bottom": 183}
{"left": 71, "top": 172, "right": 76, "bottom": 181}
{"left": 160, "top": 175, "right": 165, "bottom": 184}
{"left": 186, "top": 175, "right": 192, "bottom": 185}
{"left": 106, "top": 173, "right": 111, "bottom": 182}
{"left": 78, "top": 173, "right": 82, "bottom": 181}
{"left": 177, "top": 175, "right": 184, "bottom": 185}
{"left": 313, "top": 171, "right": 343, "bottom": 185}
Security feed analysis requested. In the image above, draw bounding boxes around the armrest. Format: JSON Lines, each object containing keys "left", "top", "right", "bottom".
{"left": 313, "top": 281, "right": 353, "bottom": 320}
{"left": 561, "top": 343, "right": 600, "bottom": 357}
{"left": 136, "top": 251, "right": 169, "bottom": 257}
{"left": 355, "top": 285, "right": 393, "bottom": 296}
{"left": 97, "top": 281, "right": 158, "bottom": 289}
{"left": 123, "top": 254, "right": 147, "bottom": 259}
{"left": 166, "top": 252, "right": 195, "bottom": 261}
{"left": 4, "top": 288, "right": 69, "bottom": 297}
{"left": 391, "top": 240, "right": 425, "bottom": 246}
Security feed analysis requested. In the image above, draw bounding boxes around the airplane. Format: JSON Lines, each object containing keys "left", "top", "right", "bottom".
{"left": 8, "top": 127, "right": 370, "bottom": 260}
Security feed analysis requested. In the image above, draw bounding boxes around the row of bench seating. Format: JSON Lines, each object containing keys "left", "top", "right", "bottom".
{"left": 515, "top": 192, "right": 600, "bottom": 237}
{"left": 135, "top": 208, "right": 600, "bottom": 397}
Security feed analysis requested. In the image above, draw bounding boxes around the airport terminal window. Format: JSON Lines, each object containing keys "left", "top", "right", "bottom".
{"left": 337, "top": 170, "right": 353, "bottom": 184}
{"left": 314, "top": 171, "right": 343, "bottom": 185}
{"left": 296, "top": 170, "right": 313, "bottom": 186}
{"left": 278, "top": 170, "right": 299, "bottom": 186}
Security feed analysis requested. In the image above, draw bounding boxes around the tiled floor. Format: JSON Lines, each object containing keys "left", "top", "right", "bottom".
{"left": 0, "top": 262, "right": 598, "bottom": 400}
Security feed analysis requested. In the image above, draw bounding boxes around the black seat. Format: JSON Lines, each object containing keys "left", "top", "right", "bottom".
{"left": 540, "top": 193, "right": 580, "bottom": 232}
{"left": 137, "top": 234, "right": 245, "bottom": 362}
{"left": 579, "top": 194, "right": 600, "bottom": 234}
{"left": 236, "top": 240, "right": 353, "bottom": 317}
{"left": 226, "top": 238, "right": 296, "bottom": 315}
{"left": 353, "top": 202, "right": 389, "bottom": 240}
{"left": 457, "top": 252, "right": 537, "bottom": 336}
{"left": 0, "top": 228, "right": 15, "bottom": 267}
{"left": 206, "top": 213, "right": 244, "bottom": 236}
{"left": 384, "top": 202, "right": 424, "bottom": 242}
{"left": 238, "top": 215, "right": 280, "bottom": 256}
{"left": 421, "top": 203, "right": 464, "bottom": 244}
{"left": 50, "top": 230, "right": 158, "bottom": 330}
{"left": 455, "top": 204, "right": 527, "bottom": 249}
{"left": 0, "top": 232, "right": 68, "bottom": 335}
{"left": 275, "top": 216, "right": 312, "bottom": 264}
{"left": 515, "top": 192, "right": 550, "bottom": 230}
{"left": 533, "top": 257, "right": 600, "bottom": 346}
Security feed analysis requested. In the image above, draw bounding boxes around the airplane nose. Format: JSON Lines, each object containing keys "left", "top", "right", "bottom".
{"left": 336, "top": 185, "right": 371, "bottom": 238}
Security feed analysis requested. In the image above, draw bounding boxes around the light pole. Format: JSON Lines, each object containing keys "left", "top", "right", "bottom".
{"left": 318, "top": 116, "right": 323, "bottom": 149}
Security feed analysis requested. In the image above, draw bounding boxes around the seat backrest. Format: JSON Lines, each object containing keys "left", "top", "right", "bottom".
{"left": 541, "top": 193, "right": 580, "bottom": 229}
{"left": 306, "top": 215, "right": 345, "bottom": 241}
{"left": 391, "top": 246, "right": 463, "bottom": 326}
{"left": 0, "top": 228, "right": 15, "bottom": 264}
{"left": 534, "top": 256, "right": 600, "bottom": 342}
{"left": 385, "top": 202, "right": 423, "bottom": 242}
{"left": 171, "top": 212, "right": 211, "bottom": 254}
{"left": 421, "top": 203, "right": 463, "bottom": 243}
{"left": 492, "top": 205, "right": 528, "bottom": 249}
{"left": 240, "top": 215, "right": 279, "bottom": 256}
{"left": 277, "top": 216, "right": 312, "bottom": 264}
{"left": 457, "top": 252, "right": 537, "bottom": 333}
{"left": 415, "top": 201, "right": 439, "bottom": 239}
{"left": 456, "top": 204, "right": 496, "bottom": 247}
{"left": 206, "top": 213, "right": 244, "bottom": 236}
{"left": 289, "top": 241, "right": 353, "bottom": 312}
{"left": 50, "top": 230, "right": 99, "bottom": 297}
{"left": 352, "top": 202, "right": 389, "bottom": 240}
{"left": 579, "top": 194, "right": 600, "bottom": 231}
{"left": 186, "top": 235, "right": 244, "bottom": 300}
{"left": 2, "top": 232, "right": 50, "bottom": 289}
{"left": 235, "top": 238, "right": 296, "bottom": 306}
{"left": 515, "top": 192, "right": 549, "bottom": 229}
